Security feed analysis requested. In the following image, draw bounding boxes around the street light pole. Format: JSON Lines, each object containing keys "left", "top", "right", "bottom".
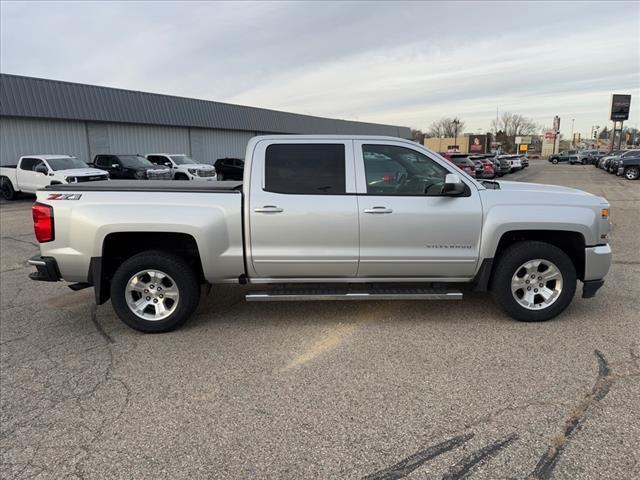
{"left": 452, "top": 118, "right": 460, "bottom": 152}
{"left": 570, "top": 118, "right": 575, "bottom": 148}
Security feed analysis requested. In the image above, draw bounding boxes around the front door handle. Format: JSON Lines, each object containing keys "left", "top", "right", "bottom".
{"left": 254, "top": 205, "right": 284, "bottom": 213}
{"left": 364, "top": 206, "right": 393, "bottom": 214}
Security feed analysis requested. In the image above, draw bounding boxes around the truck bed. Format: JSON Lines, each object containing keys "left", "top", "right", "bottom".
{"left": 44, "top": 180, "right": 243, "bottom": 193}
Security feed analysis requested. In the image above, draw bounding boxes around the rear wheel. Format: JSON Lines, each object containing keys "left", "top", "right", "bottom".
{"left": 0, "top": 177, "right": 16, "bottom": 200}
{"left": 491, "top": 241, "right": 576, "bottom": 322}
{"left": 110, "top": 251, "right": 200, "bottom": 333}
{"left": 217, "top": 172, "right": 225, "bottom": 181}
{"left": 625, "top": 166, "right": 640, "bottom": 180}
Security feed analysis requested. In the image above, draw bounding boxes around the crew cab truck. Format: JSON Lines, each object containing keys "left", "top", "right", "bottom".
{"left": 146, "top": 154, "right": 217, "bottom": 181}
{"left": 28, "top": 136, "right": 612, "bottom": 333}
{"left": 0, "top": 155, "right": 109, "bottom": 200}
{"left": 91, "top": 154, "right": 172, "bottom": 180}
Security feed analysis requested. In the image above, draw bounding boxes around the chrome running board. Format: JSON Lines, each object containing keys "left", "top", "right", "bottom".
{"left": 245, "top": 286, "right": 463, "bottom": 302}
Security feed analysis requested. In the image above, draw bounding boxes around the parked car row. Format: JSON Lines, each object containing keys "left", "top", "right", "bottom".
{"left": 439, "top": 152, "right": 528, "bottom": 179}
{"left": 548, "top": 149, "right": 608, "bottom": 165}
{"left": 595, "top": 149, "right": 640, "bottom": 180}
{"left": 0, "top": 152, "right": 243, "bottom": 201}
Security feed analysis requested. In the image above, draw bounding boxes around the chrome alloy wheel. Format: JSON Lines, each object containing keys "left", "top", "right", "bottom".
{"left": 125, "top": 269, "right": 179, "bottom": 321}
{"left": 511, "top": 259, "right": 563, "bottom": 310}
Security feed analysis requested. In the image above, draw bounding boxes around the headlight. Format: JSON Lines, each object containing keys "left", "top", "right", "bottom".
{"left": 65, "top": 176, "right": 76, "bottom": 183}
{"left": 135, "top": 170, "right": 146, "bottom": 179}
{"left": 188, "top": 168, "right": 198, "bottom": 175}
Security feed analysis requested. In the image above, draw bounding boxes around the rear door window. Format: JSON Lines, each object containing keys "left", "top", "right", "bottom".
{"left": 20, "top": 158, "right": 38, "bottom": 170}
{"left": 264, "top": 144, "right": 346, "bottom": 195}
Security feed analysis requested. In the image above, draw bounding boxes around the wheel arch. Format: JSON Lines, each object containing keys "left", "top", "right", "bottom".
{"left": 475, "top": 229, "right": 587, "bottom": 291}
{"left": 92, "top": 232, "right": 204, "bottom": 304}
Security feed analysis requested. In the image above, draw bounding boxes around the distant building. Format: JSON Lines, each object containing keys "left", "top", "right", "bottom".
{"left": 424, "top": 134, "right": 489, "bottom": 154}
{"left": 0, "top": 74, "right": 411, "bottom": 165}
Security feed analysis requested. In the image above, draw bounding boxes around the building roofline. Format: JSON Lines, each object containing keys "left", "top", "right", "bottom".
{"left": 0, "top": 73, "right": 411, "bottom": 138}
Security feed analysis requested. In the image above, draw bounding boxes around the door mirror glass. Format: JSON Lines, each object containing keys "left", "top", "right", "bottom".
{"left": 34, "top": 164, "right": 48, "bottom": 175}
{"left": 443, "top": 173, "right": 465, "bottom": 196}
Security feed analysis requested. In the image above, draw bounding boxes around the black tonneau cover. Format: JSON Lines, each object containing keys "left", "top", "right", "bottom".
{"left": 43, "top": 180, "right": 243, "bottom": 193}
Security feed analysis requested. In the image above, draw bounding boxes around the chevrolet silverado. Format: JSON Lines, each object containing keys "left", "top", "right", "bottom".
{"left": 28, "top": 136, "right": 612, "bottom": 332}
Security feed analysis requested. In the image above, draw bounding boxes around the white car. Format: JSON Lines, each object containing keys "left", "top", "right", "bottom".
{"left": 0, "top": 155, "right": 109, "bottom": 200}
{"left": 146, "top": 154, "right": 217, "bottom": 181}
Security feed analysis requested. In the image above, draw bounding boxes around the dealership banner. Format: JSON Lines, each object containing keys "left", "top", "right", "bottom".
{"left": 468, "top": 134, "right": 487, "bottom": 153}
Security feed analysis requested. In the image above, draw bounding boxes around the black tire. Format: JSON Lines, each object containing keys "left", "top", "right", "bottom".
{"left": 110, "top": 251, "right": 201, "bottom": 333}
{"left": 552, "top": 158, "right": 558, "bottom": 164}
{"left": 217, "top": 172, "right": 224, "bottom": 181}
{"left": 581, "top": 159, "right": 586, "bottom": 165}
{"left": 491, "top": 241, "right": 576, "bottom": 322}
{"left": 1, "top": 177, "right": 16, "bottom": 200}
{"left": 625, "top": 166, "right": 640, "bottom": 180}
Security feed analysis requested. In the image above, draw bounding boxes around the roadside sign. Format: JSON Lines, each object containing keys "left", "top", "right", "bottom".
{"left": 519, "top": 144, "right": 528, "bottom": 152}
{"left": 610, "top": 94, "right": 631, "bottom": 121}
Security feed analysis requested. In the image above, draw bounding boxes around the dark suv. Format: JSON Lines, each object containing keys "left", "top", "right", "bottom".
{"left": 92, "top": 154, "right": 171, "bottom": 180}
{"left": 548, "top": 150, "right": 578, "bottom": 164}
{"left": 214, "top": 158, "right": 244, "bottom": 181}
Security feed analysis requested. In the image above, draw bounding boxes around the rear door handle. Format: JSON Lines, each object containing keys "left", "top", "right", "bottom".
{"left": 364, "top": 206, "right": 393, "bottom": 214}
{"left": 254, "top": 205, "right": 284, "bottom": 213}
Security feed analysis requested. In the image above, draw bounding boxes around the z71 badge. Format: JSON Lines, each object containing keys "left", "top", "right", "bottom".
{"left": 47, "top": 193, "right": 83, "bottom": 200}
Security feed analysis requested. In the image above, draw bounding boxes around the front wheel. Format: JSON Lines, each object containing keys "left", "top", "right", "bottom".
{"left": 110, "top": 251, "right": 201, "bottom": 333}
{"left": 491, "top": 241, "right": 576, "bottom": 322}
{"left": 552, "top": 158, "right": 558, "bottom": 164}
{"left": 625, "top": 166, "right": 640, "bottom": 180}
{"left": 1, "top": 177, "right": 16, "bottom": 200}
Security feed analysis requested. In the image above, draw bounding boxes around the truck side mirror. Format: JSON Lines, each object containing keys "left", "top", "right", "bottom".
{"left": 35, "top": 165, "right": 48, "bottom": 175}
{"left": 111, "top": 164, "right": 120, "bottom": 169}
{"left": 443, "top": 173, "right": 465, "bottom": 196}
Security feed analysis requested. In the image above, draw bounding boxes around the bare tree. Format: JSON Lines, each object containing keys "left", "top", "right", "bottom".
{"left": 490, "top": 112, "right": 539, "bottom": 136}
{"left": 411, "top": 129, "right": 425, "bottom": 144}
{"left": 425, "top": 117, "right": 466, "bottom": 138}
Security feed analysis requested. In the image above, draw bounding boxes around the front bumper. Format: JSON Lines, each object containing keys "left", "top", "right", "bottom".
{"left": 584, "top": 244, "right": 612, "bottom": 281}
{"left": 28, "top": 255, "right": 61, "bottom": 282}
{"left": 582, "top": 244, "right": 611, "bottom": 298}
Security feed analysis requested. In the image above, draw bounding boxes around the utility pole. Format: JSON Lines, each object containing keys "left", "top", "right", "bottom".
{"left": 452, "top": 118, "right": 460, "bottom": 152}
{"left": 570, "top": 118, "right": 575, "bottom": 148}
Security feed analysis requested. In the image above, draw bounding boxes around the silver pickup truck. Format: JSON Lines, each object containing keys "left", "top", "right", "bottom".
{"left": 28, "top": 135, "right": 612, "bottom": 333}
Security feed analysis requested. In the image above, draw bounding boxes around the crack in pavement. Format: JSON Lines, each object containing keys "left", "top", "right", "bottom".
{"left": 529, "top": 350, "right": 615, "bottom": 480}
{"left": 1, "top": 235, "right": 39, "bottom": 248}
{"left": 89, "top": 304, "right": 114, "bottom": 344}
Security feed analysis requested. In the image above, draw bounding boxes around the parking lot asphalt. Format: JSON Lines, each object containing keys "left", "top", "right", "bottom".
{"left": 1, "top": 162, "right": 639, "bottom": 480}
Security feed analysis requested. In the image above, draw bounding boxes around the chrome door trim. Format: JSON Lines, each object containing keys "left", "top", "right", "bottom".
{"left": 247, "top": 276, "right": 473, "bottom": 284}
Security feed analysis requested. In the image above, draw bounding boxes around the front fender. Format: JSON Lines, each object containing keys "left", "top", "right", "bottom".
{"left": 479, "top": 204, "right": 596, "bottom": 260}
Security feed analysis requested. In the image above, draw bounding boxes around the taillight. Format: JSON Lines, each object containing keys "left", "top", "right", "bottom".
{"left": 32, "top": 203, "right": 54, "bottom": 243}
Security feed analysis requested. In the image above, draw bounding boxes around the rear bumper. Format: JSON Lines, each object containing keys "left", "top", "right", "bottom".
{"left": 28, "top": 255, "right": 61, "bottom": 282}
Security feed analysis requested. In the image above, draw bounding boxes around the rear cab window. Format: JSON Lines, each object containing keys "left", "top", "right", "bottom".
{"left": 264, "top": 144, "right": 346, "bottom": 195}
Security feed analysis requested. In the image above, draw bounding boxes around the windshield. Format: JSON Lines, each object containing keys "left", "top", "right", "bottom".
{"left": 46, "top": 157, "right": 89, "bottom": 171}
{"left": 170, "top": 155, "right": 197, "bottom": 165}
{"left": 118, "top": 155, "right": 153, "bottom": 168}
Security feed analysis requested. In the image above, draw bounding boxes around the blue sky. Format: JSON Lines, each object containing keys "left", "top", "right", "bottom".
{"left": 1, "top": 1, "right": 638, "bottom": 136}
